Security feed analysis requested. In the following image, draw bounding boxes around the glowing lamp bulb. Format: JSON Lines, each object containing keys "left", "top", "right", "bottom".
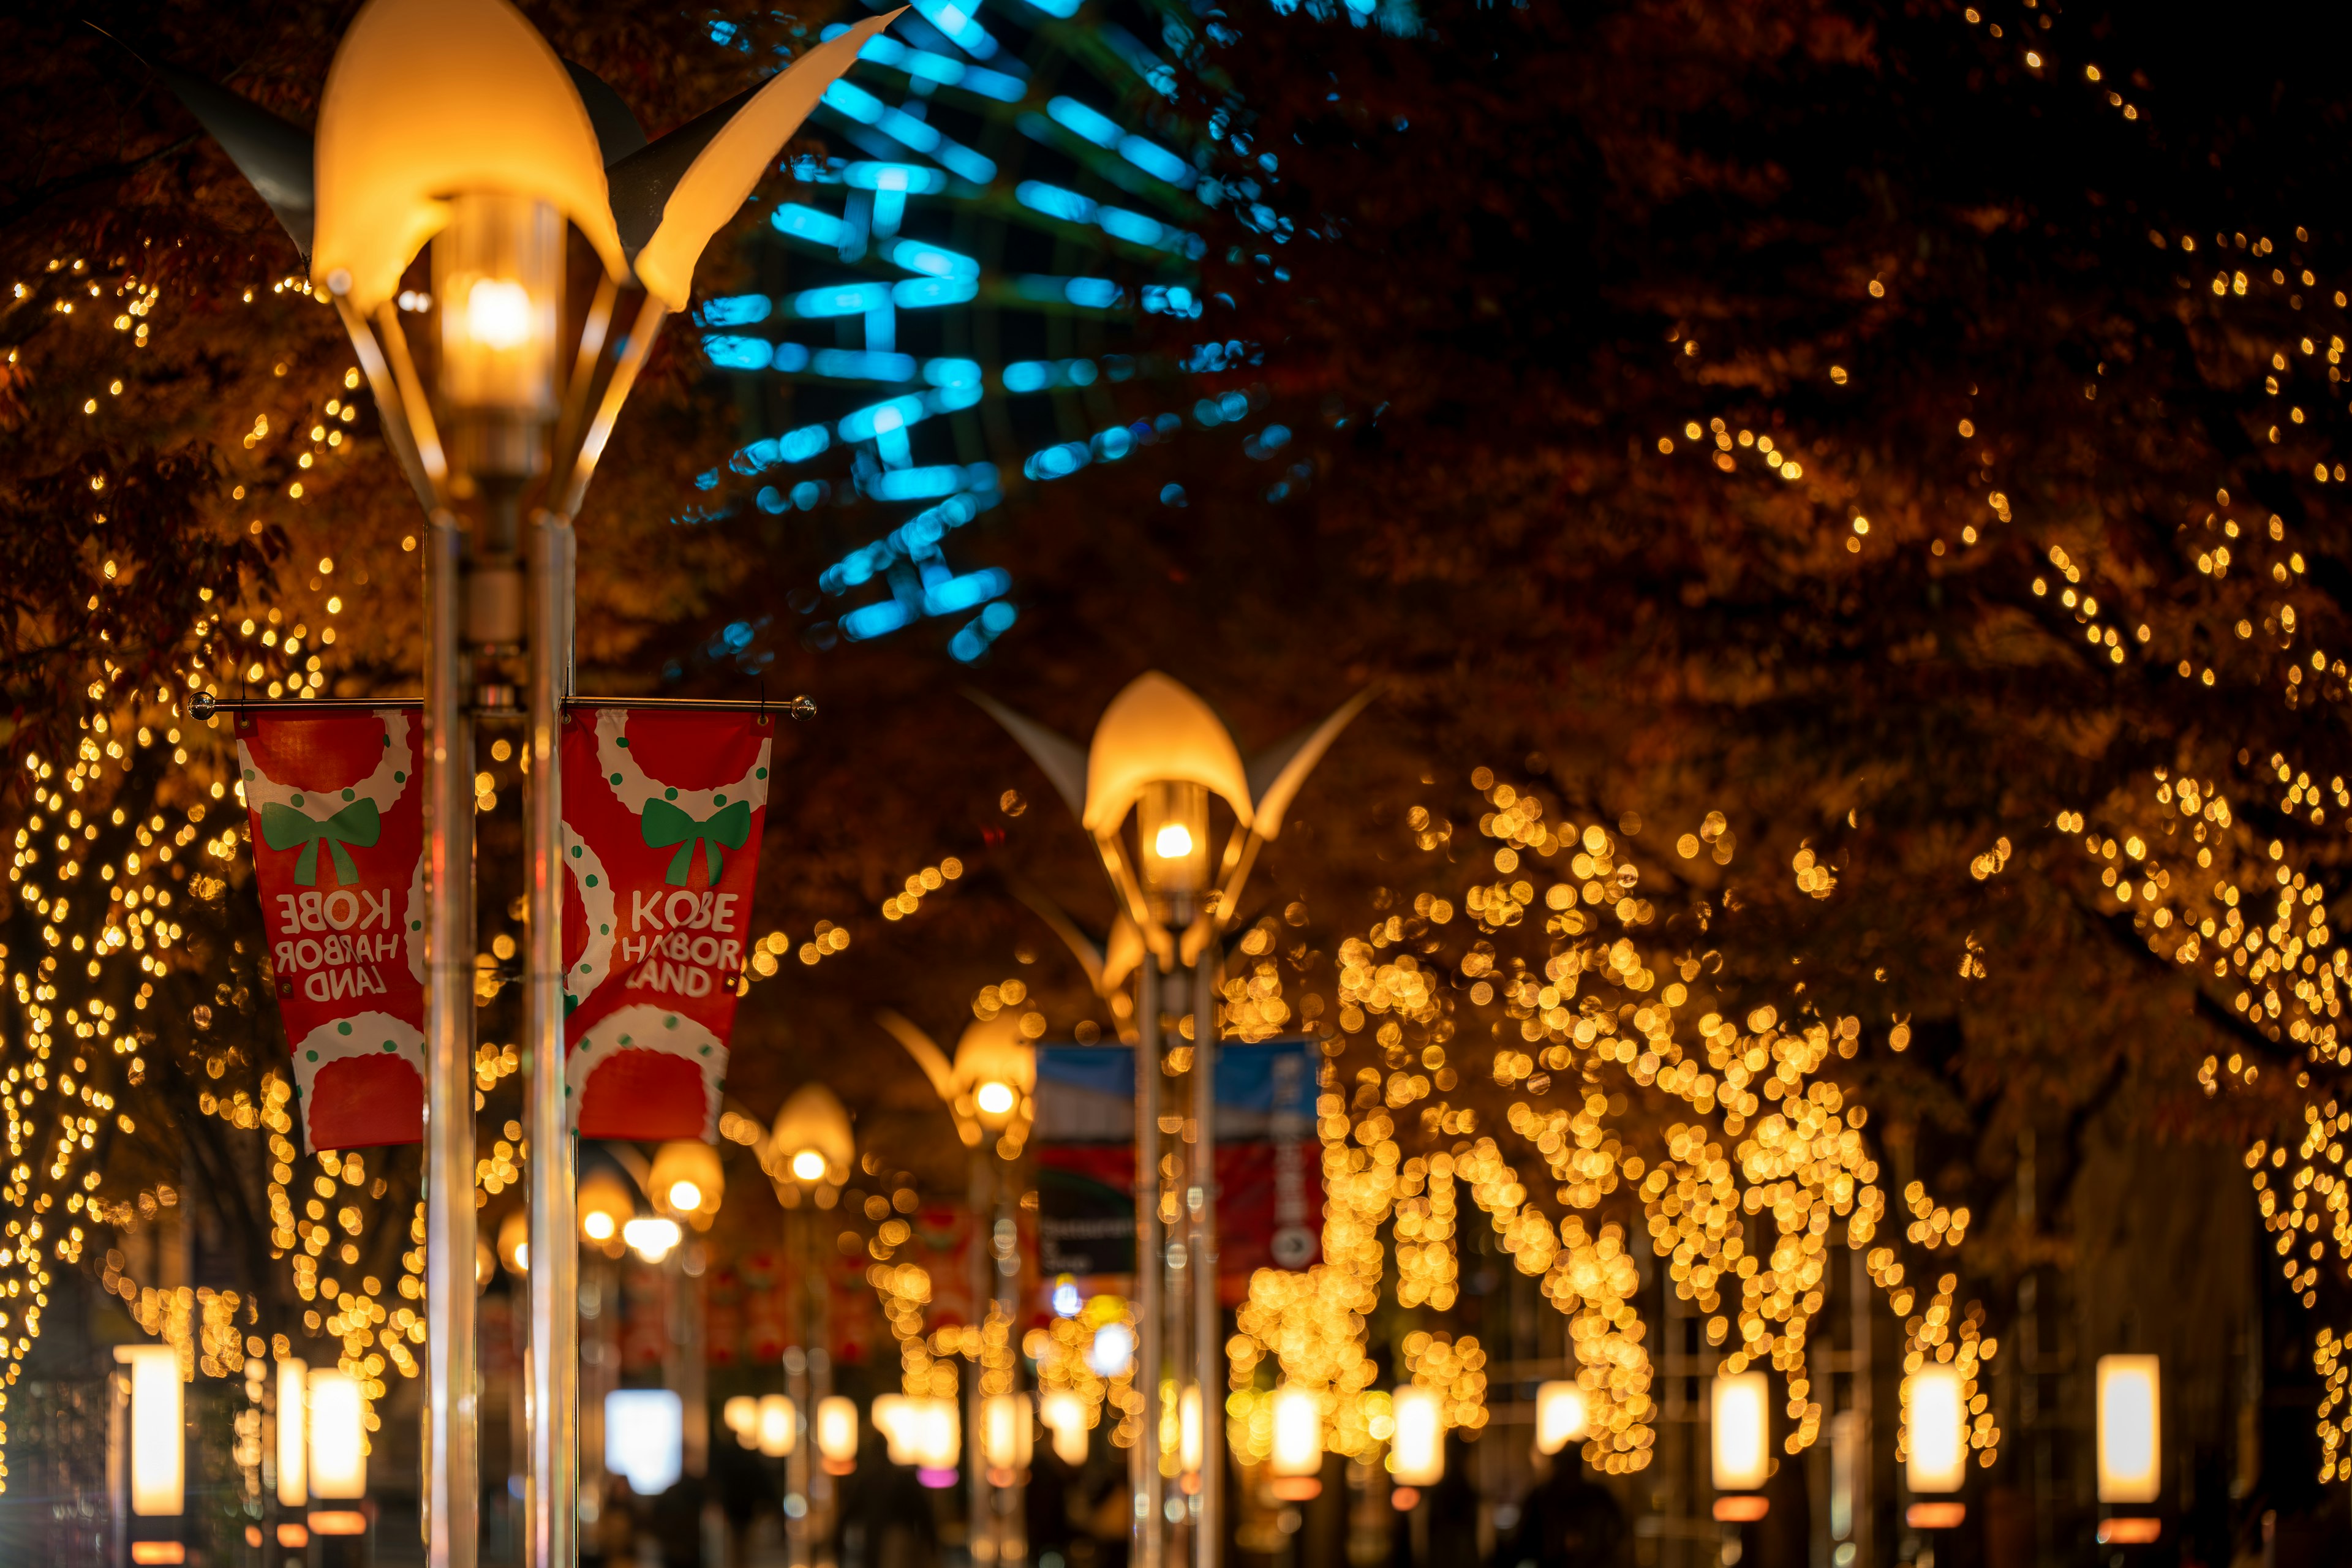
{"left": 1087, "top": 1322, "right": 1136, "bottom": 1379}
{"left": 1153, "top": 822, "right": 1194, "bottom": 859}
{"left": 976, "top": 1080, "right": 1017, "bottom": 1118}
{"left": 624, "top": 1216, "right": 681, "bottom": 1264}
{"left": 513, "top": 1242, "right": 529, "bottom": 1271}
{"left": 667, "top": 1180, "right": 703, "bottom": 1213}
{"left": 582, "top": 1212, "right": 616, "bottom": 1242}
{"left": 464, "top": 278, "right": 533, "bottom": 349}
{"left": 790, "top": 1148, "right": 828, "bottom": 1183}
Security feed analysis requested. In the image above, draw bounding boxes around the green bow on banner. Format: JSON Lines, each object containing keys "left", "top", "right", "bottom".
{"left": 259, "top": 799, "right": 382, "bottom": 887}
{"left": 641, "top": 797, "right": 752, "bottom": 886}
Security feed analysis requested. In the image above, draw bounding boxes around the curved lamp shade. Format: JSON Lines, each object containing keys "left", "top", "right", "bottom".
{"left": 312, "top": 0, "right": 625, "bottom": 311}
{"left": 770, "top": 1082, "right": 855, "bottom": 1184}
{"left": 1082, "top": 673, "right": 1254, "bottom": 835}
{"left": 954, "top": 1012, "right": 1036, "bottom": 1099}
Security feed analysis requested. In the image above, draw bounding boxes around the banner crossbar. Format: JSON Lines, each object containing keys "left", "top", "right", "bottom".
{"left": 190, "top": 693, "right": 817, "bottom": 720}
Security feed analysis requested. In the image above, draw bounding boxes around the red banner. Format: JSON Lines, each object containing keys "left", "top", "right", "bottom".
{"left": 560, "top": 708, "right": 773, "bottom": 1140}
{"left": 236, "top": 709, "right": 428, "bottom": 1150}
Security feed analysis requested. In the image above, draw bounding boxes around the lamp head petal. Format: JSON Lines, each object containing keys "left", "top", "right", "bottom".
{"left": 134, "top": 47, "right": 317, "bottom": 258}
{"left": 1247, "top": 687, "right": 1374, "bottom": 842}
{"left": 311, "top": 0, "right": 625, "bottom": 311}
{"left": 1082, "top": 672, "right": 1253, "bottom": 834}
{"left": 628, "top": 12, "right": 902, "bottom": 309}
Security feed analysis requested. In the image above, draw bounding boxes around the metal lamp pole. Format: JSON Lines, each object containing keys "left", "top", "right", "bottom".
{"left": 971, "top": 675, "right": 1373, "bottom": 1568}
{"left": 524, "top": 516, "right": 577, "bottom": 1568}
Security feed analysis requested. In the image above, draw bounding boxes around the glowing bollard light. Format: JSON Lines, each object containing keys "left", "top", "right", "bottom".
{"left": 1711, "top": 1371, "right": 1770, "bottom": 1522}
{"left": 1390, "top": 1385, "right": 1444, "bottom": 1490}
{"left": 1535, "top": 1382, "right": 1589, "bottom": 1457}
{"left": 310, "top": 1367, "right": 368, "bottom": 1499}
{"left": 1269, "top": 1385, "right": 1324, "bottom": 1501}
{"left": 606, "top": 1389, "right": 685, "bottom": 1496}
{"left": 123, "top": 1343, "right": 187, "bottom": 1560}
{"left": 1041, "top": 1389, "right": 1090, "bottom": 1467}
{"left": 758, "top": 1394, "right": 798, "bottom": 1458}
{"left": 277, "top": 1357, "right": 309, "bottom": 1508}
{"left": 1904, "top": 1362, "right": 1968, "bottom": 1528}
{"left": 818, "top": 1395, "right": 861, "bottom": 1475}
{"left": 307, "top": 1366, "right": 369, "bottom": 1537}
{"left": 911, "top": 1396, "right": 962, "bottom": 1487}
{"left": 984, "top": 1393, "right": 1034, "bottom": 1484}
{"left": 2095, "top": 1354, "right": 2162, "bottom": 1544}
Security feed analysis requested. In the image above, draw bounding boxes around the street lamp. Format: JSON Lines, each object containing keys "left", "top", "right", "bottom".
{"left": 650, "top": 1139, "right": 725, "bottom": 1227}
{"left": 578, "top": 1165, "right": 636, "bottom": 1252}
{"left": 767, "top": 1084, "right": 856, "bottom": 1200}
{"left": 149, "top": 4, "right": 897, "bottom": 1563}
{"left": 764, "top": 1082, "right": 856, "bottom": 1568}
{"left": 876, "top": 1007, "right": 1035, "bottom": 1567}
{"left": 976, "top": 673, "right": 1371, "bottom": 1568}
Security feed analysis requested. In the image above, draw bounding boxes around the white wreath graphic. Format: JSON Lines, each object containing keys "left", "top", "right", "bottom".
{"left": 566, "top": 1003, "right": 726, "bottom": 1140}
{"left": 238, "top": 709, "right": 426, "bottom": 980}
{"left": 290, "top": 1011, "right": 427, "bottom": 1142}
{"left": 561, "top": 824, "right": 618, "bottom": 1000}
{"left": 237, "top": 709, "right": 416, "bottom": 818}
{"left": 590, "top": 707, "right": 772, "bottom": 816}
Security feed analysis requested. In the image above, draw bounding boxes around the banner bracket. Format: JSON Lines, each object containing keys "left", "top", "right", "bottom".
{"left": 192, "top": 693, "right": 817, "bottom": 721}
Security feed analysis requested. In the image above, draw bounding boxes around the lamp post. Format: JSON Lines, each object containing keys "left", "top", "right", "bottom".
{"left": 767, "top": 1084, "right": 856, "bottom": 1568}
{"left": 974, "top": 674, "right": 1371, "bottom": 1568}
{"left": 876, "top": 1009, "right": 1036, "bottom": 1568}
{"left": 152, "top": 5, "right": 896, "bottom": 1564}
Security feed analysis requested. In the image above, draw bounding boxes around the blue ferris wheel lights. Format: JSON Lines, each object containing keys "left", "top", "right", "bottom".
{"left": 867, "top": 463, "right": 998, "bottom": 503}
{"left": 821, "top": 79, "right": 886, "bottom": 125}
{"left": 695, "top": 294, "right": 771, "bottom": 327}
{"left": 886, "top": 238, "right": 982, "bottom": 280}
{"left": 842, "top": 162, "right": 949, "bottom": 195}
{"left": 1099, "top": 206, "right": 1174, "bottom": 247}
{"left": 1118, "top": 135, "right": 1194, "bottom": 187}
{"left": 923, "top": 567, "right": 1012, "bottom": 618}
{"left": 773, "top": 203, "right": 853, "bottom": 246}
{"left": 923, "top": 358, "right": 984, "bottom": 390}
{"left": 838, "top": 393, "right": 929, "bottom": 444}
{"left": 948, "top": 602, "right": 1020, "bottom": 664}
{"left": 703, "top": 335, "right": 775, "bottom": 371}
{"left": 1005, "top": 275, "right": 1124, "bottom": 309}
{"left": 791, "top": 281, "right": 892, "bottom": 318}
{"left": 892, "top": 276, "right": 981, "bottom": 309}
{"left": 1242, "top": 424, "right": 1293, "bottom": 460}
{"left": 1047, "top": 97, "right": 1123, "bottom": 149}
{"left": 902, "top": 0, "right": 1001, "bottom": 58}
{"left": 823, "top": 27, "right": 1031, "bottom": 101}
{"left": 812, "top": 349, "right": 918, "bottom": 382}
{"left": 731, "top": 424, "right": 832, "bottom": 476}
{"left": 1000, "top": 359, "right": 1098, "bottom": 394}
{"left": 1016, "top": 181, "right": 1096, "bottom": 225}
{"left": 1142, "top": 284, "right": 1203, "bottom": 317}
{"left": 1025, "top": 443, "right": 1088, "bottom": 481}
